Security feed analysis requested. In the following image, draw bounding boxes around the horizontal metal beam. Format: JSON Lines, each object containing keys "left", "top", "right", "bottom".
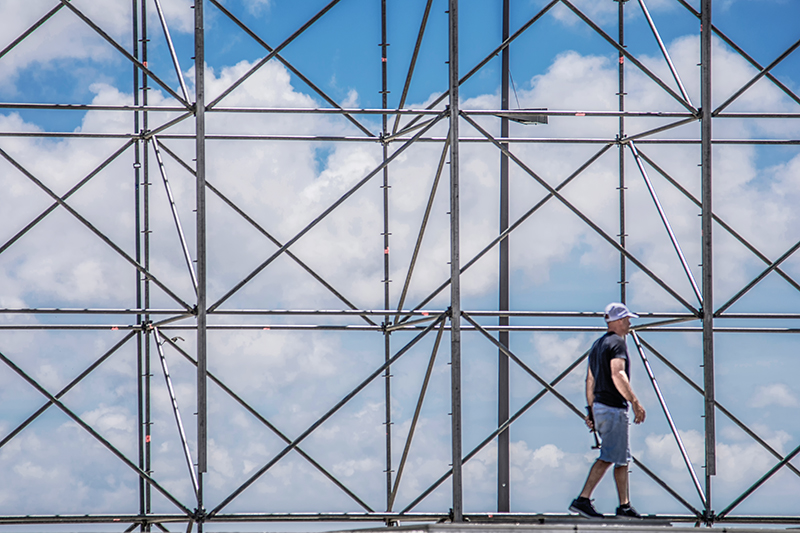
{"left": 1, "top": 103, "right": 799, "bottom": 119}
{"left": 3, "top": 130, "right": 799, "bottom": 145}
{"left": 9, "top": 309, "right": 800, "bottom": 319}
{"left": 8, "top": 324, "right": 800, "bottom": 334}
{"left": 0, "top": 512, "right": 799, "bottom": 525}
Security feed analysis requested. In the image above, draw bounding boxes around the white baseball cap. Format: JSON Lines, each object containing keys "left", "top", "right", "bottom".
{"left": 604, "top": 302, "right": 638, "bottom": 323}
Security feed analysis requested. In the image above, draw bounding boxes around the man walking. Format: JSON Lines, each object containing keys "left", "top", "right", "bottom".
{"left": 569, "top": 302, "right": 646, "bottom": 519}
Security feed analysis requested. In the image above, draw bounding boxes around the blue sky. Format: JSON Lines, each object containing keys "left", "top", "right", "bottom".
{"left": 1, "top": 0, "right": 800, "bottom": 526}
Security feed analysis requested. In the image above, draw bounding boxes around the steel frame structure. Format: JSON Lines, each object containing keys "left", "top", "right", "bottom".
{"left": 1, "top": 0, "right": 799, "bottom": 530}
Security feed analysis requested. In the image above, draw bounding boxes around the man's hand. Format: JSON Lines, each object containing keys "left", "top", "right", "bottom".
{"left": 632, "top": 399, "right": 646, "bottom": 424}
{"left": 585, "top": 416, "right": 594, "bottom": 430}
{"left": 585, "top": 405, "right": 595, "bottom": 430}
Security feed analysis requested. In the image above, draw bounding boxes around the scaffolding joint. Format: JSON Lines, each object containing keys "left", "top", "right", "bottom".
{"left": 192, "top": 507, "right": 207, "bottom": 523}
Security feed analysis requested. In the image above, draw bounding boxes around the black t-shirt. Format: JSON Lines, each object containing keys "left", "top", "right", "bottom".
{"left": 589, "top": 332, "right": 630, "bottom": 409}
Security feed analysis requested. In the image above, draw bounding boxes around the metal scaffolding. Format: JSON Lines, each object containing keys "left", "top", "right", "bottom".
{"left": 1, "top": 0, "right": 799, "bottom": 530}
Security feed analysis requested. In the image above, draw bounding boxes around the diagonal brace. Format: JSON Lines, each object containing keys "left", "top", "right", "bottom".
{"left": 717, "top": 440, "right": 800, "bottom": 518}
{"left": 155, "top": 140, "right": 377, "bottom": 327}
{"left": 461, "top": 112, "right": 700, "bottom": 314}
{"left": 208, "top": 312, "right": 448, "bottom": 516}
{"left": 158, "top": 333, "right": 375, "bottom": 513}
{"left": 207, "top": 0, "right": 373, "bottom": 138}
{"left": 673, "top": 0, "right": 800, "bottom": 108}
{"left": 153, "top": 0, "right": 191, "bottom": 104}
{"left": 629, "top": 140, "right": 702, "bottom": 304}
{"left": 560, "top": 0, "right": 696, "bottom": 114}
{"left": 0, "top": 349, "right": 193, "bottom": 516}
{"left": 394, "top": 139, "right": 449, "bottom": 322}
{"left": 639, "top": 336, "right": 800, "bottom": 480}
{"left": 152, "top": 136, "right": 199, "bottom": 295}
{"left": 0, "top": 145, "right": 193, "bottom": 312}
{"left": 714, "top": 36, "right": 800, "bottom": 116}
{"left": 637, "top": 0, "right": 693, "bottom": 106}
{"left": 634, "top": 149, "right": 800, "bottom": 297}
{"left": 631, "top": 332, "right": 706, "bottom": 507}
{"left": 389, "top": 320, "right": 445, "bottom": 511}
{"left": 208, "top": 110, "right": 448, "bottom": 312}
{"left": 715, "top": 238, "right": 800, "bottom": 316}
{"left": 57, "top": 0, "right": 190, "bottom": 108}
{"left": 0, "top": 140, "right": 134, "bottom": 257}
{"left": 399, "top": 143, "right": 613, "bottom": 324}
{"left": 153, "top": 327, "right": 200, "bottom": 501}
{"left": 0, "top": 332, "right": 135, "bottom": 451}
{"left": 207, "top": 0, "right": 343, "bottom": 109}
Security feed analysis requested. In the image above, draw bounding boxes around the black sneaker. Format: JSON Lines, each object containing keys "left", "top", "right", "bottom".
{"left": 616, "top": 503, "right": 642, "bottom": 518}
{"left": 569, "top": 497, "right": 604, "bottom": 519}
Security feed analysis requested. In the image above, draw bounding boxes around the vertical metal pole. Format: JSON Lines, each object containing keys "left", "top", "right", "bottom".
{"left": 380, "top": 0, "right": 393, "bottom": 515}
{"left": 700, "top": 0, "right": 715, "bottom": 522}
{"left": 448, "top": 0, "right": 463, "bottom": 523}
{"left": 617, "top": 0, "right": 632, "bottom": 503}
{"left": 618, "top": 0, "right": 627, "bottom": 303}
{"left": 195, "top": 0, "right": 207, "bottom": 526}
{"left": 497, "top": 0, "right": 510, "bottom": 514}
{"left": 132, "top": 1, "right": 145, "bottom": 527}
{"left": 141, "top": 0, "right": 152, "bottom": 526}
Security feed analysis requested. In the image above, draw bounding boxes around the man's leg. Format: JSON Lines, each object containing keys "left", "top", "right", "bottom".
{"left": 579, "top": 459, "right": 611, "bottom": 498}
{"left": 613, "top": 465, "right": 629, "bottom": 505}
{"left": 571, "top": 460, "right": 611, "bottom": 518}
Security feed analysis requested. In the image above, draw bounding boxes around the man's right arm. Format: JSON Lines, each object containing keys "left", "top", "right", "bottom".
{"left": 585, "top": 367, "right": 595, "bottom": 429}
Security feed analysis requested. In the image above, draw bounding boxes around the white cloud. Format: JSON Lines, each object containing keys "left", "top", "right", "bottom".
{"left": 244, "top": 0, "right": 273, "bottom": 17}
{"left": 644, "top": 427, "right": 797, "bottom": 494}
{"left": 547, "top": 0, "right": 677, "bottom": 27}
{"left": 752, "top": 383, "right": 800, "bottom": 408}
{"left": 0, "top": 0, "right": 193, "bottom": 95}
{"left": 532, "top": 333, "right": 589, "bottom": 373}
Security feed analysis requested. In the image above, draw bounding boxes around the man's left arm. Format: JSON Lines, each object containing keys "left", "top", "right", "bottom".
{"left": 610, "top": 358, "right": 646, "bottom": 424}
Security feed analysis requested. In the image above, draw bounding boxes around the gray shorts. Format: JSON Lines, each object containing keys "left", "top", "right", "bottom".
{"left": 594, "top": 402, "right": 631, "bottom": 466}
